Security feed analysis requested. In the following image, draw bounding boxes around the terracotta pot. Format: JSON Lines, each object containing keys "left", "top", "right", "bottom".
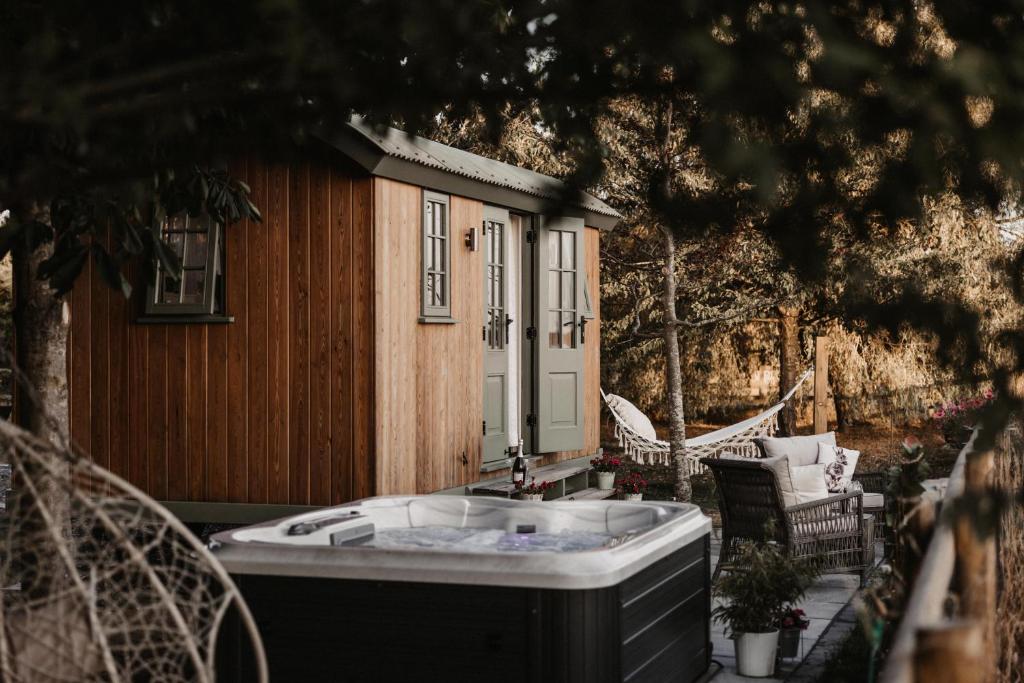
{"left": 596, "top": 472, "right": 615, "bottom": 490}
{"left": 734, "top": 630, "right": 779, "bottom": 678}
{"left": 624, "top": 493, "right": 643, "bottom": 501}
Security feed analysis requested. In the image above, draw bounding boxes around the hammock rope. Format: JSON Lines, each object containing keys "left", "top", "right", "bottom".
{"left": 602, "top": 369, "right": 814, "bottom": 472}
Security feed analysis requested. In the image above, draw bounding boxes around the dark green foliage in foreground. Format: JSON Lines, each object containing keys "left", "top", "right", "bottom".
{"left": 3, "top": 0, "right": 1024, "bottom": 448}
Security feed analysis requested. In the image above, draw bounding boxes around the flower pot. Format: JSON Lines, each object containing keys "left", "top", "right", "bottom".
{"left": 734, "top": 630, "right": 779, "bottom": 678}
{"left": 777, "top": 627, "right": 801, "bottom": 659}
{"left": 596, "top": 471, "right": 615, "bottom": 490}
{"left": 520, "top": 493, "right": 544, "bottom": 501}
{"left": 623, "top": 493, "right": 643, "bottom": 501}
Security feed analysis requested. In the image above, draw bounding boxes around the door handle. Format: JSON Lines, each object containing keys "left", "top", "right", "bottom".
{"left": 579, "top": 316, "right": 588, "bottom": 344}
{"left": 506, "top": 314, "right": 513, "bottom": 344}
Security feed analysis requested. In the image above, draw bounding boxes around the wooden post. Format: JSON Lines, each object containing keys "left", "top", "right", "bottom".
{"left": 813, "top": 336, "right": 828, "bottom": 434}
{"left": 955, "top": 447, "right": 996, "bottom": 679}
{"left": 913, "top": 620, "right": 985, "bottom": 683}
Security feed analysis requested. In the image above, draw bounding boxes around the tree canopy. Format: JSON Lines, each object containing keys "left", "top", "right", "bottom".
{"left": 4, "top": 0, "right": 1024, "bottom": 442}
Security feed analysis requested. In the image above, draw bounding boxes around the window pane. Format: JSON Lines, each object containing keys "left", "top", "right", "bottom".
{"left": 425, "top": 202, "right": 434, "bottom": 234}
{"left": 161, "top": 273, "right": 181, "bottom": 303}
{"left": 548, "top": 310, "right": 560, "bottom": 348}
{"left": 165, "top": 214, "right": 187, "bottom": 235}
{"left": 436, "top": 236, "right": 445, "bottom": 273}
{"left": 435, "top": 274, "right": 446, "bottom": 306}
{"left": 493, "top": 225, "right": 502, "bottom": 262}
{"left": 182, "top": 270, "right": 206, "bottom": 304}
{"left": 426, "top": 272, "right": 436, "bottom": 305}
{"left": 561, "top": 272, "right": 575, "bottom": 309}
{"left": 167, "top": 231, "right": 185, "bottom": 258}
{"left": 435, "top": 202, "right": 446, "bottom": 237}
{"left": 561, "top": 231, "right": 575, "bottom": 268}
{"left": 562, "top": 311, "right": 575, "bottom": 348}
{"left": 548, "top": 270, "right": 559, "bottom": 309}
{"left": 549, "top": 231, "right": 560, "bottom": 268}
{"left": 185, "top": 232, "right": 208, "bottom": 268}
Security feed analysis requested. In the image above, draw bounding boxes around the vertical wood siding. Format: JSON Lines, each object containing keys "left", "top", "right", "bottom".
{"left": 373, "top": 178, "right": 602, "bottom": 495}
{"left": 68, "top": 160, "right": 375, "bottom": 505}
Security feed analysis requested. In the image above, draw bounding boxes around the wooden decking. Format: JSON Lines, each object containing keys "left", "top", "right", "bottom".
{"left": 470, "top": 459, "right": 617, "bottom": 501}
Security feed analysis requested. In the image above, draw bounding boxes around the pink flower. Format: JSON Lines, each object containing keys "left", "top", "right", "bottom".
{"left": 934, "top": 409, "right": 945, "bottom": 419}
{"left": 984, "top": 388, "right": 994, "bottom": 400}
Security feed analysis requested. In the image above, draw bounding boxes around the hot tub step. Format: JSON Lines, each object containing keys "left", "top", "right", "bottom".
{"left": 553, "top": 487, "right": 618, "bottom": 502}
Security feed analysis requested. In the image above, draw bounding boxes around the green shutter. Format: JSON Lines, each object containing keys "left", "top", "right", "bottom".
{"left": 535, "top": 216, "right": 585, "bottom": 454}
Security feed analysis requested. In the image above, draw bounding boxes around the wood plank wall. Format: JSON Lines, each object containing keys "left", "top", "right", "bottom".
{"left": 67, "top": 159, "right": 375, "bottom": 505}
{"left": 372, "top": 178, "right": 602, "bottom": 495}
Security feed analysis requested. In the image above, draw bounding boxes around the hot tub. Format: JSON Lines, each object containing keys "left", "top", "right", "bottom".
{"left": 213, "top": 496, "right": 711, "bottom": 683}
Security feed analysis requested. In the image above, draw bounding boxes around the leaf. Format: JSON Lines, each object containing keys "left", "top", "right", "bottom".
{"left": 153, "top": 236, "right": 182, "bottom": 280}
{"left": 92, "top": 245, "right": 132, "bottom": 299}
{"left": 0, "top": 221, "right": 26, "bottom": 260}
{"left": 46, "top": 247, "right": 89, "bottom": 296}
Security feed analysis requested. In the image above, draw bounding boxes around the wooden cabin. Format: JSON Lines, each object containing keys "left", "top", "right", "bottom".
{"left": 67, "top": 120, "right": 620, "bottom": 522}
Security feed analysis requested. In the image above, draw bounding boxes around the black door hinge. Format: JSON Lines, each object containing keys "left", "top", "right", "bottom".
{"left": 482, "top": 420, "right": 487, "bottom": 435}
{"left": 526, "top": 230, "right": 535, "bottom": 243}
{"left": 526, "top": 414, "right": 537, "bottom": 427}
{"left": 526, "top": 326, "right": 537, "bottom": 341}
{"left": 482, "top": 325, "right": 487, "bottom": 341}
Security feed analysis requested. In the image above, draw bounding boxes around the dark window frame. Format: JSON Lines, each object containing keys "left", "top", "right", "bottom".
{"left": 144, "top": 213, "right": 224, "bottom": 318}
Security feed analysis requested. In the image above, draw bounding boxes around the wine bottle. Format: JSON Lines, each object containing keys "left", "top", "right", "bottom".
{"left": 511, "top": 443, "right": 526, "bottom": 487}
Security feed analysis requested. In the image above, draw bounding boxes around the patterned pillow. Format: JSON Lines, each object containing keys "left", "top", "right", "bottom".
{"left": 816, "top": 442, "right": 860, "bottom": 493}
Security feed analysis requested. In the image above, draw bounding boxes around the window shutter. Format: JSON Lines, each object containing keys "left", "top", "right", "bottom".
{"left": 535, "top": 216, "right": 585, "bottom": 454}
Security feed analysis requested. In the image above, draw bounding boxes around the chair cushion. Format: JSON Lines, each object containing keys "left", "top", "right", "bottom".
{"left": 605, "top": 394, "right": 657, "bottom": 441}
{"left": 817, "top": 443, "right": 860, "bottom": 492}
{"left": 862, "top": 492, "right": 884, "bottom": 509}
{"left": 759, "top": 454, "right": 798, "bottom": 507}
{"left": 755, "top": 432, "right": 837, "bottom": 466}
{"left": 790, "top": 464, "right": 829, "bottom": 505}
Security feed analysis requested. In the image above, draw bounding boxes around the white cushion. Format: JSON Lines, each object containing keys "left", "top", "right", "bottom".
{"left": 755, "top": 432, "right": 837, "bottom": 467}
{"left": 790, "top": 464, "right": 829, "bottom": 505}
{"left": 606, "top": 394, "right": 658, "bottom": 441}
{"left": 758, "top": 454, "right": 797, "bottom": 508}
{"left": 863, "top": 492, "right": 884, "bottom": 509}
{"left": 817, "top": 442, "right": 860, "bottom": 493}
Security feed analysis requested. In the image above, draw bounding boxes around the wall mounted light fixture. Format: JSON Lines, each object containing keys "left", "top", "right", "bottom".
{"left": 465, "top": 227, "right": 479, "bottom": 251}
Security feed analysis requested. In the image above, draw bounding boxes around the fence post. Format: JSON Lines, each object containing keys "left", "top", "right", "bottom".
{"left": 814, "top": 336, "right": 828, "bottom": 434}
{"left": 955, "top": 447, "right": 996, "bottom": 679}
{"left": 913, "top": 620, "right": 985, "bottom": 683}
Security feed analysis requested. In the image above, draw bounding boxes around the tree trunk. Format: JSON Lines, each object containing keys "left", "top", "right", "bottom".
{"left": 777, "top": 305, "right": 799, "bottom": 437}
{"left": 656, "top": 96, "right": 691, "bottom": 502}
{"left": 662, "top": 228, "right": 691, "bottom": 502}
{"left": 13, "top": 238, "right": 70, "bottom": 443}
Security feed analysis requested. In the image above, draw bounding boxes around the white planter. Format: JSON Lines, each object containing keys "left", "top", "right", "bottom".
{"left": 624, "top": 493, "right": 643, "bottom": 501}
{"left": 520, "top": 493, "right": 544, "bottom": 501}
{"left": 596, "top": 472, "right": 615, "bottom": 490}
{"left": 734, "top": 630, "right": 780, "bottom": 678}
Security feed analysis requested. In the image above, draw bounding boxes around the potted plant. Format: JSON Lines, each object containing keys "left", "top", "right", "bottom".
{"left": 777, "top": 607, "right": 809, "bottom": 659}
{"left": 617, "top": 472, "right": 647, "bottom": 501}
{"left": 930, "top": 389, "right": 993, "bottom": 447}
{"left": 515, "top": 477, "right": 555, "bottom": 501}
{"left": 712, "top": 535, "right": 817, "bottom": 677}
{"left": 590, "top": 454, "right": 622, "bottom": 490}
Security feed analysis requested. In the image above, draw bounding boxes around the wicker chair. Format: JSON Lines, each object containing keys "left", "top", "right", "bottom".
{"left": 702, "top": 457, "right": 875, "bottom": 585}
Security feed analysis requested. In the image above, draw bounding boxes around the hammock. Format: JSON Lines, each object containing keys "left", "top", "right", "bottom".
{"left": 602, "top": 369, "right": 813, "bottom": 474}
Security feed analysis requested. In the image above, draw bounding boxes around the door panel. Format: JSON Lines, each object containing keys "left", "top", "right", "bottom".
{"left": 536, "top": 216, "right": 585, "bottom": 453}
{"left": 482, "top": 206, "right": 511, "bottom": 464}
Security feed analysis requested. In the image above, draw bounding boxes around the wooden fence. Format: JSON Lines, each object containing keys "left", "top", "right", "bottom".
{"left": 881, "top": 429, "right": 999, "bottom": 683}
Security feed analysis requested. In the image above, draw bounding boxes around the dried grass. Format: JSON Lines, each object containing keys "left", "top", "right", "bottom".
{"left": 997, "top": 426, "right": 1024, "bottom": 682}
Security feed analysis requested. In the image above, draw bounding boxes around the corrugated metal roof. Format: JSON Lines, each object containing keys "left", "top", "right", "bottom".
{"left": 346, "top": 118, "right": 620, "bottom": 219}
